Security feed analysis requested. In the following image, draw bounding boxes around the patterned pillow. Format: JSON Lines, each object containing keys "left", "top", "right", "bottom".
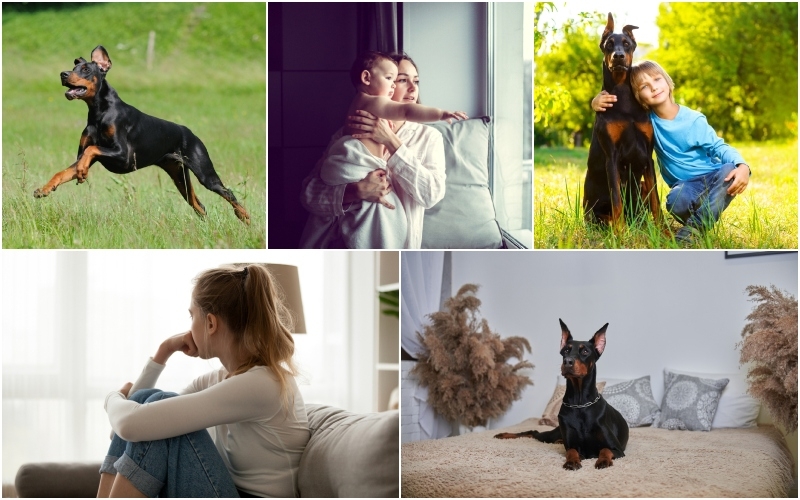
{"left": 539, "top": 377, "right": 606, "bottom": 426}
{"left": 604, "top": 376, "right": 660, "bottom": 427}
{"left": 653, "top": 371, "right": 729, "bottom": 431}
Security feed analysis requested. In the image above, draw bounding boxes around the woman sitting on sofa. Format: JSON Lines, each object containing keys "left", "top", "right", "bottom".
{"left": 97, "top": 264, "right": 310, "bottom": 498}
{"left": 299, "top": 52, "right": 448, "bottom": 249}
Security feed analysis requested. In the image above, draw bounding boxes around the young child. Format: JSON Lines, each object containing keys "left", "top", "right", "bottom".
{"left": 98, "top": 264, "right": 309, "bottom": 498}
{"left": 320, "top": 51, "right": 467, "bottom": 248}
{"left": 592, "top": 60, "right": 751, "bottom": 242}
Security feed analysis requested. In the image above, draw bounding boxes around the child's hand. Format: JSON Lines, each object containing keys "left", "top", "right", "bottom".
{"left": 592, "top": 91, "right": 616, "bottom": 112}
{"left": 441, "top": 111, "right": 469, "bottom": 124}
{"left": 725, "top": 164, "right": 750, "bottom": 195}
{"left": 356, "top": 169, "right": 395, "bottom": 209}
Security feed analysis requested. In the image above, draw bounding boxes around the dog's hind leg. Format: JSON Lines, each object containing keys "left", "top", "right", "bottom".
{"left": 182, "top": 144, "right": 251, "bottom": 224}
{"left": 158, "top": 159, "right": 207, "bottom": 217}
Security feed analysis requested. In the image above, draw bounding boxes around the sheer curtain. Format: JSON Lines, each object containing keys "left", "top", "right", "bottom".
{"left": 2, "top": 250, "right": 363, "bottom": 483}
{"left": 400, "top": 251, "right": 451, "bottom": 441}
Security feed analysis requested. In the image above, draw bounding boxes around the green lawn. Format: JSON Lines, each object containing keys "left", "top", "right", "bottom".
{"left": 2, "top": 3, "right": 266, "bottom": 248}
{"left": 533, "top": 142, "right": 798, "bottom": 248}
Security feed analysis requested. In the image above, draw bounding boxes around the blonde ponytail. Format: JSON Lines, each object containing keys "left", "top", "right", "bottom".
{"left": 192, "top": 264, "right": 299, "bottom": 414}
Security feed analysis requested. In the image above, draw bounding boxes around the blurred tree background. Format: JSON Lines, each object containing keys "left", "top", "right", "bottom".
{"left": 534, "top": 2, "right": 798, "bottom": 147}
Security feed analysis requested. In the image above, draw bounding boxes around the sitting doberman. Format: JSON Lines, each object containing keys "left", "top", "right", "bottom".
{"left": 583, "top": 13, "right": 662, "bottom": 230}
{"left": 34, "top": 45, "right": 250, "bottom": 224}
{"left": 495, "top": 319, "right": 628, "bottom": 470}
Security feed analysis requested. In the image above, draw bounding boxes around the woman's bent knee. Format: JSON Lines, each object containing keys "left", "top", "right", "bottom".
{"left": 128, "top": 389, "right": 178, "bottom": 404}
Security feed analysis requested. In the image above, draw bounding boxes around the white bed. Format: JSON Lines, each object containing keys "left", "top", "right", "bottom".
{"left": 401, "top": 419, "right": 793, "bottom": 497}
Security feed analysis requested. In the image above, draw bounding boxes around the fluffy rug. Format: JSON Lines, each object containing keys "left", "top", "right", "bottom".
{"left": 401, "top": 418, "right": 793, "bottom": 497}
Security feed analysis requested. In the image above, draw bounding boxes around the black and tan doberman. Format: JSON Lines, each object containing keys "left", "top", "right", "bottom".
{"left": 583, "top": 13, "right": 661, "bottom": 230}
{"left": 34, "top": 45, "right": 250, "bottom": 224}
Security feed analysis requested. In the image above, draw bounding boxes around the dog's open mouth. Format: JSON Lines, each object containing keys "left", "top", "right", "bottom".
{"left": 64, "top": 84, "right": 87, "bottom": 100}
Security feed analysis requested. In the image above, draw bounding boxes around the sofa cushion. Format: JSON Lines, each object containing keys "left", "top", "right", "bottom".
{"left": 422, "top": 117, "right": 502, "bottom": 249}
{"left": 298, "top": 404, "right": 398, "bottom": 498}
{"left": 15, "top": 461, "right": 101, "bottom": 498}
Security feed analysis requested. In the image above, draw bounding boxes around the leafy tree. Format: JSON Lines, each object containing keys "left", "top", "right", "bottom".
{"left": 651, "top": 2, "right": 798, "bottom": 140}
{"left": 534, "top": 12, "right": 605, "bottom": 146}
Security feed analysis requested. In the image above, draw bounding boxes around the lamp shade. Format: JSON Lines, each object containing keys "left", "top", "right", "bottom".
{"left": 264, "top": 264, "right": 306, "bottom": 334}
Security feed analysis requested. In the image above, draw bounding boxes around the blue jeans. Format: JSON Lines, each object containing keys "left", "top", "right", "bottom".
{"left": 100, "top": 389, "right": 241, "bottom": 498}
{"left": 666, "top": 163, "right": 736, "bottom": 240}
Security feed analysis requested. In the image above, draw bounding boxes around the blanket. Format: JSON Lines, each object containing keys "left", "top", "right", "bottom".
{"left": 321, "top": 137, "right": 407, "bottom": 249}
{"left": 401, "top": 419, "right": 794, "bottom": 497}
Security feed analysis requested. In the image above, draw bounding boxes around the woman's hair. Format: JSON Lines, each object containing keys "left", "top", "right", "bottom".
{"left": 192, "top": 264, "right": 298, "bottom": 413}
{"left": 629, "top": 60, "right": 675, "bottom": 110}
{"left": 349, "top": 50, "right": 397, "bottom": 89}
{"left": 388, "top": 52, "right": 421, "bottom": 104}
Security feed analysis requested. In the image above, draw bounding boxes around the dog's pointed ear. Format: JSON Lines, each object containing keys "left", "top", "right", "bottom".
{"left": 91, "top": 45, "right": 112, "bottom": 73}
{"left": 600, "top": 12, "right": 614, "bottom": 49}
{"left": 622, "top": 25, "right": 639, "bottom": 44}
{"left": 592, "top": 323, "right": 609, "bottom": 357}
{"left": 559, "top": 318, "right": 572, "bottom": 350}
{"left": 74, "top": 57, "right": 87, "bottom": 66}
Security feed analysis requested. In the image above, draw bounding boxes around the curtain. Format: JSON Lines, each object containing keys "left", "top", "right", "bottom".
{"left": 400, "top": 252, "right": 451, "bottom": 440}
{"left": 357, "top": 2, "right": 400, "bottom": 54}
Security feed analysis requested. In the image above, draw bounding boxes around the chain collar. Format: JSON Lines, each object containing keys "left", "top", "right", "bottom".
{"left": 562, "top": 394, "right": 602, "bottom": 408}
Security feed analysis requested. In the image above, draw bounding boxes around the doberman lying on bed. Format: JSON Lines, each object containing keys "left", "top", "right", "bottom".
{"left": 583, "top": 13, "right": 662, "bottom": 230}
{"left": 34, "top": 45, "right": 250, "bottom": 224}
{"left": 495, "top": 319, "right": 628, "bottom": 470}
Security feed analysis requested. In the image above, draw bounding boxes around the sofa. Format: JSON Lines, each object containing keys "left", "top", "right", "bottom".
{"left": 14, "top": 404, "right": 398, "bottom": 498}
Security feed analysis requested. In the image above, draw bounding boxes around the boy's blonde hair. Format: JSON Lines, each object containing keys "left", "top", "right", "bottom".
{"left": 629, "top": 60, "right": 675, "bottom": 110}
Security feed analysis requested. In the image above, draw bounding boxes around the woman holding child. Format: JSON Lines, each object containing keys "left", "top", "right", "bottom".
{"left": 300, "top": 52, "right": 464, "bottom": 249}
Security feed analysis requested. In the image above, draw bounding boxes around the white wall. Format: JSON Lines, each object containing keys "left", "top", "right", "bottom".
{"left": 448, "top": 251, "right": 798, "bottom": 430}
{"left": 403, "top": 2, "right": 487, "bottom": 117}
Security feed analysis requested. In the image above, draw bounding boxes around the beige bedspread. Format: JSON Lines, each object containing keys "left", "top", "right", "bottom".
{"left": 401, "top": 418, "right": 793, "bottom": 497}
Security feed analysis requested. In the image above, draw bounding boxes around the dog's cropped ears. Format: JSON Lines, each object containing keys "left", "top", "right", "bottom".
{"left": 592, "top": 324, "right": 608, "bottom": 357}
{"left": 600, "top": 12, "right": 639, "bottom": 49}
{"left": 558, "top": 319, "right": 609, "bottom": 357}
{"left": 91, "top": 45, "right": 112, "bottom": 73}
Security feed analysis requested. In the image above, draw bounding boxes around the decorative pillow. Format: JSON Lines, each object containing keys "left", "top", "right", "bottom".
{"left": 603, "top": 376, "right": 661, "bottom": 427}
{"left": 666, "top": 368, "right": 760, "bottom": 428}
{"left": 298, "top": 404, "right": 398, "bottom": 498}
{"left": 539, "top": 377, "right": 606, "bottom": 426}
{"left": 653, "top": 371, "right": 729, "bottom": 431}
{"left": 422, "top": 117, "right": 502, "bottom": 249}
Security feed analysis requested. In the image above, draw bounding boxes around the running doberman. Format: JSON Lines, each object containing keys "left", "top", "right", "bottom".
{"left": 34, "top": 45, "right": 250, "bottom": 224}
{"left": 583, "top": 13, "right": 661, "bottom": 230}
{"left": 495, "top": 320, "right": 628, "bottom": 470}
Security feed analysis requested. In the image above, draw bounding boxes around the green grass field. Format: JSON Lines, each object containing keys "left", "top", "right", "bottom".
{"left": 534, "top": 142, "right": 798, "bottom": 248}
{"left": 2, "top": 3, "right": 266, "bottom": 248}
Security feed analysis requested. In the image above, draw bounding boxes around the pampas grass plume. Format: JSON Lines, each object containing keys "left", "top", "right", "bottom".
{"left": 738, "top": 285, "right": 798, "bottom": 433}
{"left": 411, "top": 284, "right": 533, "bottom": 428}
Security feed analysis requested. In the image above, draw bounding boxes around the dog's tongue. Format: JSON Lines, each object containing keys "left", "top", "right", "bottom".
{"left": 65, "top": 88, "right": 83, "bottom": 100}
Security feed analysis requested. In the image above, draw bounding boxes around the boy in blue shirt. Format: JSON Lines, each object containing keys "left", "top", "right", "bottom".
{"left": 592, "top": 60, "right": 751, "bottom": 242}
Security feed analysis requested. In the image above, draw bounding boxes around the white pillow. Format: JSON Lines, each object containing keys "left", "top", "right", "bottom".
{"left": 666, "top": 368, "right": 760, "bottom": 428}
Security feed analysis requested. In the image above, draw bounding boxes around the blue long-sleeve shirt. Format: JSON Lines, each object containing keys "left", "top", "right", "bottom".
{"left": 651, "top": 105, "right": 746, "bottom": 187}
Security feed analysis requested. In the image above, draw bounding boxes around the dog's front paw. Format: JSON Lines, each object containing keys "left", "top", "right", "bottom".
{"left": 494, "top": 433, "right": 518, "bottom": 439}
{"left": 33, "top": 188, "right": 49, "bottom": 198}
{"left": 564, "top": 448, "right": 582, "bottom": 470}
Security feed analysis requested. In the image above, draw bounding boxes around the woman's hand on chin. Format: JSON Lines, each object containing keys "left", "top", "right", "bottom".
{"left": 154, "top": 331, "right": 199, "bottom": 364}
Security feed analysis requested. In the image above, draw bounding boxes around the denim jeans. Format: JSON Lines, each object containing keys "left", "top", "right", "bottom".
{"left": 666, "top": 163, "right": 737, "bottom": 240}
{"left": 100, "top": 389, "right": 241, "bottom": 498}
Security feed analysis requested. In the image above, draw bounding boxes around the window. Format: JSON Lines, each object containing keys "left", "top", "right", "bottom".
{"left": 489, "top": 2, "right": 533, "bottom": 247}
